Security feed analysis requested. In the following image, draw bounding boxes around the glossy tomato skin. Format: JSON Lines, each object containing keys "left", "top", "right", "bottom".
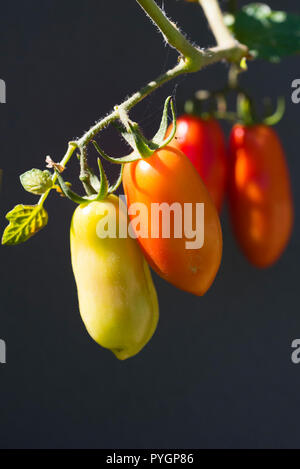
{"left": 228, "top": 124, "right": 294, "bottom": 268}
{"left": 70, "top": 196, "right": 159, "bottom": 360}
{"left": 122, "top": 145, "right": 223, "bottom": 296}
{"left": 167, "top": 115, "right": 228, "bottom": 213}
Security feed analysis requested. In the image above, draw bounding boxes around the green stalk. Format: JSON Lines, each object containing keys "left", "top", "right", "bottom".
{"left": 39, "top": 0, "right": 247, "bottom": 205}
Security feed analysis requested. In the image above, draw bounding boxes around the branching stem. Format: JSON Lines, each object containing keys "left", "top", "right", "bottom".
{"left": 39, "top": 0, "right": 247, "bottom": 204}
{"left": 199, "top": 0, "right": 236, "bottom": 48}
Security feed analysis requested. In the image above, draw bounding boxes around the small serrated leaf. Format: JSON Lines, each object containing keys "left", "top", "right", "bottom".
{"left": 2, "top": 204, "right": 48, "bottom": 246}
{"left": 20, "top": 169, "right": 53, "bottom": 195}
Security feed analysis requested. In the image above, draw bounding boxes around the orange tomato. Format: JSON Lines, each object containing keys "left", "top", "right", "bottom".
{"left": 228, "top": 124, "right": 294, "bottom": 268}
{"left": 122, "top": 145, "right": 223, "bottom": 295}
{"left": 167, "top": 115, "right": 228, "bottom": 212}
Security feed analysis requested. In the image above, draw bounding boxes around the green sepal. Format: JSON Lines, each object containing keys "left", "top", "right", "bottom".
{"left": 114, "top": 121, "right": 158, "bottom": 156}
{"left": 92, "top": 140, "right": 142, "bottom": 164}
{"left": 127, "top": 122, "right": 156, "bottom": 157}
{"left": 152, "top": 96, "right": 177, "bottom": 147}
{"left": 55, "top": 158, "right": 110, "bottom": 204}
{"left": 237, "top": 93, "right": 255, "bottom": 126}
{"left": 108, "top": 164, "right": 124, "bottom": 194}
{"left": 111, "top": 96, "right": 177, "bottom": 161}
{"left": 55, "top": 170, "right": 88, "bottom": 204}
{"left": 236, "top": 93, "right": 285, "bottom": 127}
{"left": 263, "top": 96, "right": 285, "bottom": 126}
{"left": 85, "top": 166, "right": 100, "bottom": 193}
{"left": 112, "top": 122, "right": 137, "bottom": 150}
{"left": 116, "top": 105, "right": 155, "bottom": 156}
{"left": 94, "top": 158, "right": 109, "bottom": 201}
{"left": 2, "top": 204, "right": 48, "bottom": 245}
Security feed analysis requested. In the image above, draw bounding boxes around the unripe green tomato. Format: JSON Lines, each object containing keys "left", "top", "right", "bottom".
{"left": 70, "top": 195, "right": 159, "bottom": 360}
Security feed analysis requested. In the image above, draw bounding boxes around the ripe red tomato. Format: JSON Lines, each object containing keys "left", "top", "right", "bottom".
{"left": 167, "top": 115, "right": 228, "bottom": 212}
{"left": 228, "top": 124, "right": 294, "bottom": 268}
{"left": 122, "top": 145, "right": 223, "bottom": 296}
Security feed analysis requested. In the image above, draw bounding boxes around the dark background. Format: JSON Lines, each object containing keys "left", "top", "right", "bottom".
{"left": 0, "top": 0, "right": 299, "bottom": 449}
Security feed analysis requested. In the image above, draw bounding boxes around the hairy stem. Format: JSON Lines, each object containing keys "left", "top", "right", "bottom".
{"left": 77, "top": 60, "right": 187, "bottom": 147}
{"left": 136, "top": 0, "right": 204, "bottom": 66}
{"left": 199, "top": 0, "right": 236, "bottom": 48}
{"left": 79, "top": 145, "right": 95, "bottom": 195}
{"left": 39, "top": 0, "right": 247, "bottom": 204}
{"left": 38, "top": 142, "right": 77, "bottom": 206}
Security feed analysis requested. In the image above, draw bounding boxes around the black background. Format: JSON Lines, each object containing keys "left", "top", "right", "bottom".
{"left": 0, "top": 0, "right": 299, "bottom": 449}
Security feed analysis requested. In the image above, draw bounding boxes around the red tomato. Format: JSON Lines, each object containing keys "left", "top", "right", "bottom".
{"left": 167, "top": 115, "right": 228, "bottom": 212}
{"left": 228, "top": 124, "right": 294, "bottom": 268}
{"left": 122, "top": 145, "right": 223, "bottom": 296}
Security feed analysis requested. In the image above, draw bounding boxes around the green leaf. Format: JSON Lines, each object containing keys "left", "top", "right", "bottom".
{"left": 226, "top": 3, "right": 300, "bottom": 62}
{"left": 2, "top": 204, "right": 48, "bottom": 246}
{"left": 20, "top": 169, "right": 53, "bottom": 195}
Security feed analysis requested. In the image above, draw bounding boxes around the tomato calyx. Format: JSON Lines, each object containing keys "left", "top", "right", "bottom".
{"left": 91, "top": 96, "right": 177, "bottom": 166}
{"left": 236, "top": 93, "right": 285, "bottom": 127}
{"left": 184, "top": 62, "right": 285, "bottom": 127}
{"left": 55, "top": 158, "right": 123, "bottom": 205}
{"left": 54, "top": 96, "right": 178, "bottom": 205}
{"left": 184, "top": 86, "right": 285, "bottom": 127}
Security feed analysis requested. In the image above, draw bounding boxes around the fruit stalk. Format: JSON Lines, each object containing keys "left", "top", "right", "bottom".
{"left": 37, "top": 0, "right": 247, "bottom": 207}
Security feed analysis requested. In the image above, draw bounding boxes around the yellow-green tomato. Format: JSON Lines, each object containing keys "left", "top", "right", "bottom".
{"left": 70, "top": 195, "right": 159, "bottom": 360}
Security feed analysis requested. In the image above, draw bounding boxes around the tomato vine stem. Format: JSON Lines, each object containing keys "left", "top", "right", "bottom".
{"left": 199, "top": 0, "right": 237, "bottom": 48}
{"left": 39, "top": 0, "right": 247, "bottom": 204}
